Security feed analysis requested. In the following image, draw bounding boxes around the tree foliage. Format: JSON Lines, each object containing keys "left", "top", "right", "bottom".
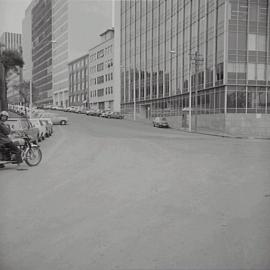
{"left": 0, "top": 49, "right": 24, "bottom": 74}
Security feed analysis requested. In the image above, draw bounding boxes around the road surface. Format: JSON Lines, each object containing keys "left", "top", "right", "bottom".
{"left": 1, "top": 112, "right": 270, "bottom": 270}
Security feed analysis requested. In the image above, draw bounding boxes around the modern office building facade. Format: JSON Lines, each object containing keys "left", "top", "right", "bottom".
{"left": 68, "top": 54, "right": 89, "bottom": 107}
{"left": 88, "top": 29, "right": 116, "bottom": 111}
{"left": 117, "top": 0, "right": 270, "bottom": 137}
{"left": 51, "top": 0, "right": 69, "bottom": 107}
{"left": 32, "top": 0, "right": 53, "bottom": 105}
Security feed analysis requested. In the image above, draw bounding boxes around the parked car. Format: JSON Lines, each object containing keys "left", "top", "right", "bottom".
{"left": 152, "top": 117, "right": 169, "bottom": 128}
{"left": 100, "top": 111, "right": 111, "bottom": 118}
{"left": 36, "top": 112, "right": 68, "bottom": 125}
{"left": 30, "top": 119, "right": 47, "bottom": 141}
{"left": 40, "top": 118, "right": 53, "bottom": 136}
{"left": 108, "top": 112, "right": 124, "bottom": 119}
{"left": 86, "top": 109, "right": 96, "bottom": 116}
{"left": 6, "top": 118, "right": 39, "bottom": 144}
{"left": 79, "top": 108, "right": 87, "bottom": 114}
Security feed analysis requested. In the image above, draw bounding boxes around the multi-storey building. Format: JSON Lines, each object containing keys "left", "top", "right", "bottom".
{"left": 0, "top": 32, "right": 22, "bottom": 51}
{"left": 0, "top": 32, "right": 22, "bottom": 105}
{"left": 32, "top": 0, "right": 53, "bottom": 105}
{"left": 116, "top": 0, "right": 270, "bottom": 137}
{"left": 88, "top": 29, "right": 116, "bottom": 111}
{"left": 24, "top": 0, "right": 112, "bottom": 108}
{"left": 68, "top": 54, "right": 89, "bottom": 107}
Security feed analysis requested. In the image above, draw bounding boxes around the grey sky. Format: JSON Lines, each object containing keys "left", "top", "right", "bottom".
{"left": 0, "top": 0, "right": 32, "bottom": 34}
{"left": 0, "top": 0, "right": 114, "bottom": 35}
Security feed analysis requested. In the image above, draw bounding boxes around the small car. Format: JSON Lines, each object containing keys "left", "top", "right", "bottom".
{"left": 36, "top": 113, "right": 68, "bottom": 125}
{"left": 153, "top": 117, "right": 169, "bottom": 128}
{"left": 100, "top": 111, "right": 111, "bottom": 118}
{"left": 108, "top": 112, "right": 124, "bottom": 119}
{"left": 30, "top": 119, "right": 47, "bottom": 141}
{"left": 6, "top": 118, "right": 39, "bottom": 144}
{"left": 39, "top": 118, "right": 53, "bottom": 137}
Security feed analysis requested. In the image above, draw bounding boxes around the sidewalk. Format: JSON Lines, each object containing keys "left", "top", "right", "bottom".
{"left": 125, "top": 117, "right": 270, "bottom": 140}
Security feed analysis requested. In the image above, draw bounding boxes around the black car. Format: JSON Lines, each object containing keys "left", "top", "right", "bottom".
{"left": 108, "top": 112, "right": 124, "bottom": 119}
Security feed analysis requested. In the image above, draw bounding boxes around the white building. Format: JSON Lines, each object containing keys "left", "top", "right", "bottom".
{"left": 88, "top": 29, "right": 117, "bottom": 111}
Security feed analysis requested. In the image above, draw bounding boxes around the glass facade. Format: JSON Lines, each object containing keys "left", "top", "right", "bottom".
{"left": 120, "top": 0, "right": 270, "bottom": 118}
{"left": 32, "top": 0, "right": 53, "bottom": 105}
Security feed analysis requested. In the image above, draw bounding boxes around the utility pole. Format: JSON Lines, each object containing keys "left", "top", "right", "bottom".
{"left": 190, "top": 51, "right": 204, "bottom": 132}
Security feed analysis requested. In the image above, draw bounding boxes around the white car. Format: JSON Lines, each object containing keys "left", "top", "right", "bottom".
{"left": 30, "top": 119, "right": 47, "bottom": 141}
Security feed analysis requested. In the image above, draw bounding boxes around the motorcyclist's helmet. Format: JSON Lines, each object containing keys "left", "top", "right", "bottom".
{"left": 0, "top": 111, "right": 9, "bottom": 119}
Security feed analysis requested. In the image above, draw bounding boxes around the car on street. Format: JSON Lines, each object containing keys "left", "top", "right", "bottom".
{"left": 30, "top": 119, "right": 47, "bottom": 141}
{"left": 108, "top": 112, "right": 124, "bottom": 119}
{"left": 34, "top": 112, "right": 68, "bottom": 125}
{"left": 6, "top": 118, "right": 39, "bottom": 144}
{"left": 39, "top": 118, "right": 53, "bottom": 137}
{"left": 86, "top": 109, "right": 96, "bottom": 116}
{"left": 152, "top": 117, "right": 169, "bottom": 128}
{"left": 100, "top": 111, "right": 111, "bottom": 118}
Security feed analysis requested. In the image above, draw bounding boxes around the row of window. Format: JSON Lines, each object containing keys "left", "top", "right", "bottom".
{"left": 89, "top": 87, "right": 113, "bottom": 98}
{"left": 89, "top": 44, "right": 113, "bottom": 63}
{"left": 69, "top": 93, "right": 87, "bottom": 104}
{"left": 122, "top": 86, "right": 270, "bottom": 116}
{"left": 69, "top": 57, "right": 88, "bottom": 72}
{"left": 89, "top": 59, "right": 113, "bottom": 74}
{"left": 90, "top": 73, "right": 114, "bottom": 86}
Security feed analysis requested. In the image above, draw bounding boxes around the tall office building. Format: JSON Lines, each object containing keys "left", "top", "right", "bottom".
{"left": 116, "top": 0, "right": 270, "bottom": 137}
{"left": 31, "top": 0, "right": 53, "bottom": 105}
{"left": 24, "top": 0, "right": 112, "bottom": 107}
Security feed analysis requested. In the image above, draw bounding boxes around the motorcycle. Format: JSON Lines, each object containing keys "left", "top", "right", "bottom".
{"left": 0, "top": 133, "right": 42, "bottom": 167}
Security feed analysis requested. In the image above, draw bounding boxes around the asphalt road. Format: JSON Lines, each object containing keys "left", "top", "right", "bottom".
{"left": 1, "top": 112, "right": 270, "bottom": 270}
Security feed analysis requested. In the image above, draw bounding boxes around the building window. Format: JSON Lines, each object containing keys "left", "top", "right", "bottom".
{"left": 97, "top": 63, "right": 104, "bottom": 72}
{"left": 97, "top": 49, "right": 104, "bottom": 59}
{"left": 97, "top": 75, "right": 104, "bottom": 84}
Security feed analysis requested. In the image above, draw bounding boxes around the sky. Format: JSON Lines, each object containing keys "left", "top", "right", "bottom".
{"left": 0, "top": 0, "right": 32, "bottom": 34}
{"left": 0, "top": 0, "right": 114, "bottom": 36}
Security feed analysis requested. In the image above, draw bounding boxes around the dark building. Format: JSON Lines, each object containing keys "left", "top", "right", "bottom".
{"left": 119, "top": 0, "right": 270, "bottom": 137}
{"left": 32, "top": 0, "right": 53, "bottom": 105}
{"left": 68, "top": 54, "right": 89, "bottom": 107}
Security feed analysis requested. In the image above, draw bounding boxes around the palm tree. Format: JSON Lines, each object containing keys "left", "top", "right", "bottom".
{"left": 0, "top": 49, "right": 24, "bottom": 110}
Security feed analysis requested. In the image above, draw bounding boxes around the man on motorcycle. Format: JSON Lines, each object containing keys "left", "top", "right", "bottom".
{"left": 0, "top": 111, "right": 23, "bottom": 169}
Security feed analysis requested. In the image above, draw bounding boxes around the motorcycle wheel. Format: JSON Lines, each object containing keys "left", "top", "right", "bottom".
{"left": 25, "top": 146, "right": 42, "bottom": 167}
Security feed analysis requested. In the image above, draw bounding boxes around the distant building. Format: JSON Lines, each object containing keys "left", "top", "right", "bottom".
{"left": 0, "top": 32, "right": 22, "bottom": 51}
{"left": 88, "top": 29, "right": 115, "bottom": 111}
{"left": 116, "top": 0, "right": 270, "bottom": 137}
{"left": 68, "top": 54, "right": 89, "bottom": 107}
{"left": 0, "top": 32, "right": 22, "bottom": 105}
{"left": 23, "top": 0, "right": 112, "bottom": 108}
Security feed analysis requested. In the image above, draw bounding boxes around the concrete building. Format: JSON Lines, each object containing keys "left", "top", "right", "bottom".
{"left": 88, "top": 29, "right": 116, "bottom": 111}
{"left": 68, "top": 53, "right": 89, "bottom": 107}
{"left": 24, "top": 0, "right": 112, "bottom": 108}
{"left": 0, "top": 32, "right": 22, "bottom": 105}
{"left": 116, "top": 0, "right": 270, "bottom": 137}
{"left": 0, "top": 32, "right": 22, "bottom": 51}
{"left": 22, "top": 1, "right": 37, "bottom": 82}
